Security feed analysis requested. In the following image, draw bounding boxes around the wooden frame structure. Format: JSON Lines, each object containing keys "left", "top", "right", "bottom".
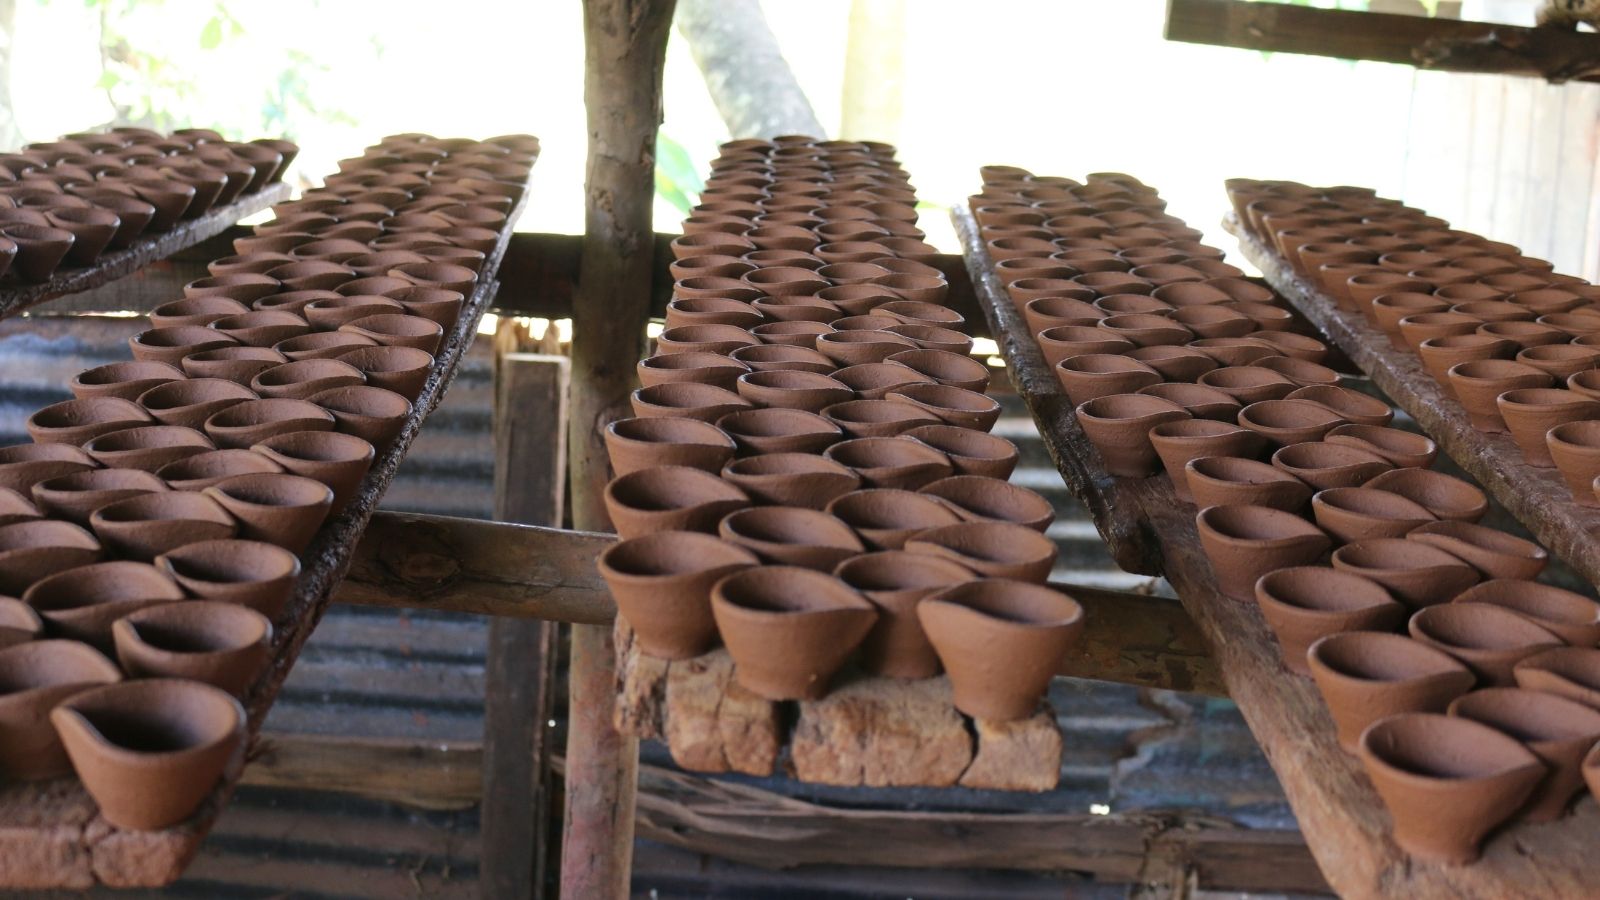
{"left": 1166, "top": 0, "right": 1600, "bottom": 84}
{"left": 956, "top": 200, "right": 1600, "bottom": 898}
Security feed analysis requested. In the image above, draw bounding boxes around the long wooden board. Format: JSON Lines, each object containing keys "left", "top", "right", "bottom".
{"left": 955, "top": 203, "right": 1600, "bottom": 898}
{"left": 0, "top": 181, "right": 289, "bottom": 321}
{"left": 0, "top": 174, "right": 531, "bottom": 890}
{"left": 1225, "top": 213, "right": 1600, "bottom": 593}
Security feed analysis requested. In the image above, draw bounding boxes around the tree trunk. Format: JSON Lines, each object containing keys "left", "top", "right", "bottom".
{"left": 676, "top": 0, "right": 825, "bottom": 139}
{"left": 564, "top": 1, "right": 677, "bottom": 898}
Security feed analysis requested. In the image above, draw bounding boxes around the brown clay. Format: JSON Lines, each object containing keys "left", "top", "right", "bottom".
{"left": 1449, "top": 687, "right": 1600, "bottom": 822}
{"left": 1356, "top": 713, "right": 1543, "bottom": 864}
{"left": 26, "top": 396, "right": 153, "bottom": 445}
{"left": 1410, "top": 524, "right": 1548, "bottom": 583}
{"left": 157, "top": 448, "right": 284, "bottom": 492}
{"left": 1255, "top": 567, "right": 1405, "bottom": 676}
{"left": 21, "top": 560, "right": 183, "bottom": 650}
{"left": 51, "top": 678, "right": 246, "bottom": 830}
{"left": 1306, "top": 631, "right": 1475, "bottom": 752}
{"left": 155, "top": 537, "right": 301, "bottom": 619}
{"left": 1446, "top": 359, "right": 1554, "bottom": 432}
{"left": 1148, "top": 420, "right": 1268, "bottom": 502}
{"left": 203, "top": 398, "right": 336, "bottom": 449}
{"left": 711, "top": 566, "right": 877, "bottom": 700}
{"left": 113, "top": 600, "right": 272, "bottom": 696}
{"left": 602, "top": 465, "right": 750, "bottom": 540}
{"left": 598, "top": 531, "right": 759, "bottom": 660}
{"left": 1186, "top": 456, "right": 1313, "bottom": 513}
{"left": 918, "top": 475, "right": 1054, "bottom": 532}
{"left": 1363, "top": 468, "right": 1488, "bottom": 523}
{"left": 29, "top": 467, "right": 168, "bottom": 526}
{"left": 904, "top": 521, "right": 1058, "bottom": 583}
{"left": 919, "top": 579, "right": 1085, "bottom": 720}
{"left": 88, "top": 490, "right": 237, "bottom": 560}
{"left": 1074, "top": 393, "right": 1191, "bottom": 477}
{"left": 203, "top": 472, "right": 335, "bottom": 553}
{"left": 1194, "top": 504, "right": 1331, "bottom": 600}
{"left": 834, "top": 551, "right": 976, "bottom": 679}
{"left": 82, "top": 425, "right": 214, "bottom": 473}
{"left": 1409, "top": 602, "right": 1562, "bottom": 685}
{"left": 1311, "top": 487, "right": 1435, "bottom": 543}
{"left": 0, "top": 640, "right": 121, "bottom": 780}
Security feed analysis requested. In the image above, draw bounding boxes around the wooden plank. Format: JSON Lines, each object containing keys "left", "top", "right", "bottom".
{"left": 623, "top": 761, "right": 1326, "bottom": 894}
{"left": 955, "top": 188, "right": 1600, "bottom": 896}
{"left": 0, "top": 160, "right": 534, "bottom": 891}
{"left": 1226, "top": 214, "right": 1600, "bottom": 592}
{"left": 480, "top": 351, "right": 570, "bottom": 900}
{"left": 0, "top": 181, "right": 288, "bottom": 321}
{"left": 1165, "top": 0, "right": 1600, "bottom": 83}
{"left": 951, "top": 206, "right": 1164, "bottom": 576}
{"left": 234, "top": 735, "right": 1322, "bottom": 895}
{"left": 336, "top": 512, "right": 615, "bottom": 625}
{"left": 239, "top": 733, "right": 483, "bottom": 811}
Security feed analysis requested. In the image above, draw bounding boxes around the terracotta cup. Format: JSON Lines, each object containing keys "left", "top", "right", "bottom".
{"left": 1324, "top": 423, "right": 1437, "bottom": 469}
{"left": 203, "top": 472, "right": 335, "bottom": 554}
{"left": 1363, "top": 468, "right": 1488, "bottom": 523}
{"left": 1449, "top": 687, "right": 1600, "bottom": 822}
{"left": 902, "top": 424, "right": 1019, "bottom": 480}
{"left": 825, "top": 488, "right": 963, "bottom": 551}
{"left": 1358, "top": 712, "right": 1545, "bottom": 865}
{"left": 88, "top": 490, "right": 237, "bottom": 560}
{"left": 1546, "top": 420, "right": 1600, "bottom": 503}
{"left": 1410, "top": 525, "right": 1548, "bottom": 583}
{"left": 903, "top": 521, "right": 1058, "bottom": 584}
{"left": 720, "top": 453, "right": 860, "bottom": 509}
{"left": 1513, "top": 646, "right": 1600, "bottom": 709}
{"left": 1194, "top": 504, "right": 1331, "bottom": 601}
{"left": 0, "top": 639, "right": 122, "bottom": 780}
{"left": 1446, "top": 360, "right": 1554, "bottom": 433}
{"left": 21, "top": 560, "right": 184, "bottom": 650}
{"left": 1306, "top": 632, "right": 1476, "bottom": 752}
{"left": 112, "top": 600, "right": 272, "bottom": 697}
{"left": 710, "top": 566, "right": 877, "bottom": 700}
{"left": 1409, "top": 602, "right": 1562, "bottom": 686}
{"left": 1495, "top": 388, "right": 1600, "bottom": 467}
{"left": 1149, "top": 421, "right": 1267, "bottom": 502}
{"left": 920, "top": 579, "right": 1085, "bottom": 721}
{"left": 1074, "top": 393, "right": 1191, "bottom": 478}
{"left": 51, "top": 678, "right": 246, "bottom": 830}
{"left": 155, "top": 538, "right": 301, "bottom": 620}
{"left": 597, "top": 531, "right": 758, "bottom": 660}
{"left": 917, "top": 475, "right": 1054, "bottom": 532}
{"left": 1254, "top": 567, "right": 1405, "bottom": 676}
{"left": 1185, "top": 457, "right": 1312, "bottom": 513}
{"left": 602, "top": 465, "right": 749, "bottom": 540}
{"left": 1311, "top": 487, "right": 1435, "bottom": 543}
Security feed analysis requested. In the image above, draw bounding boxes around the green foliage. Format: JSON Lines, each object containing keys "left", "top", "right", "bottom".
{"left": 655, "top": 131, "right": 703, "bottom": 216}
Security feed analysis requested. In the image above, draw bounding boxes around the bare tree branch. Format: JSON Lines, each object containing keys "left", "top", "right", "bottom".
{"left": 675, "top": 0, "right": 825, "bottom": 139}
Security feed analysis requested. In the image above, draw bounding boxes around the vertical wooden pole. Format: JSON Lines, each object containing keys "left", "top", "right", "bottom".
{"left": 566, "top": 1, "right": 677, "bottom": 897}
{"left": 482, "top": 344, "right": 571, "bottom": 900}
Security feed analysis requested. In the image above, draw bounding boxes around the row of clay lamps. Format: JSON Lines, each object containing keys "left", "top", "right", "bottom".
{"left": 1232, "top": 179, "right": 1600, "bottom": 510}
{"left": 978, "top": 166, "right": 1600, "bottom": 866}
{"left": 0, "top": 132, "right": 537, "bottom": 833}
{"left": 598, "top": 136, "right": 1085, "bottom": 729}
{"left": 0, "top": 126, "right": 296, "bottom": 282}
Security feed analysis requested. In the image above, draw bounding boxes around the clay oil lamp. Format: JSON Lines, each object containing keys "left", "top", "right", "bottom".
{"left": 1325, "top": 423, "right": 1436, "bottom": 469}
{"left": 0, "top": 640, "right": 121, "bottom": 781}
{"left": 1452, "top": 580, "right": 1599, "bottom": 646}
{"left": 1364, "top": 468, "right": 1488, "bottom": 523}
{"left": 904, "top": 521, "right": 1058, "bottom": 583}
{"left": 918, "top": 475, "right": 1054, "bottom": 532}
{"left": 138, "top": 377, "right": 259, "bottom": 430}
{"left": 1449, "top": 688, "right": 1600, "bottom": 822}
{"left": 1307, "top": 632, "right": 1475, "bottom": 752}
{"left": 21, "top": 560, "right": 182, "bottom": 650}
{"left": 1078, "top": 361, "right": 1209, "bottom": 451}
{"left": 1257, "top": 356, "right": 1341, "bottom": 389}
{"left": 1194, "top": 504, "right": 1330, "bottom": 600}
{"left": 112, "top": 600, "right": 272, "bottom": 697}
{"left": 1547, "top": 420, "right": 1600, "bottom": 504}
{"left": 711, "top": 566, "right": 876, "bottom": 700}
{"left": 821, "top": 398, "right": 940, "bottom": 439}
{"left": 1516, "top": 343, "right": 1600, "bottom": 380}
{"left": 718, "top": 506, "right": 864, "bottom": 572}
{"left": 604, "top": 416, "right": 734, "bottom": 477}
{"left": 202, "top": 472, "right": 334, "bottom": 553}
{"left": 1371, "top": 292, "right": 1449, "bottom": 346}
{"left": 1196, "top": 367, "right": 1296, "bottom": 405}
{"left": 51, "top": 678, "right": 246, "bottom": 830}
{"left": 1255, "top": 567, "right": 1405, "bottom": 675}
{"left": 1055, "top": 354, "right": 1161, "bottom": 406}
{"left": 1148, "top": 420, "right": 1266, "bottom": 502}
{"left": 823, "top": 436, "right": 952, "bottom": 490}
{"left": 1496, "top": 388, "right": 1600, "bottom": 466}
{"left": 0, "top": 443, "right": 96, "bottom": 495}
{"left": 884, "top": 349, "right": 991, "bottom": 393}
{"left": 1285, "top": 385, "right": 1393, "bottom": 428}
{"left": 835, "top": 551, "right": 974, "bottom": 679}
{"left": 601, "top": 465, "right": 749, "bottom": 540}
{"left": 630, "top": 382, "right": 752, "bottom": 424}
{"left": 203, "top": 397, "right": 334, "bottom": 449}
{"left": 919, "top": 579, "right": 1084, "bottom": 720}
{"left": 598, "top": 531, "right": 758, "bottom": 659}
{"left": 1514, "top": 647, "right": 1600, "bottom": 709}
{"left": 1397, "top": 312, "right": 1483, "bottom": 353}
{"left": 155, "top": 538, "right": 301, "bottom": 619}
{"left": 1186, "top": 456, "right": 1312, "bottom": 513}
{"left": 308, "top": 385, "right": 412, "bottom": 447}
{"left": 1311, "top": 487, "right": 1435, "bottom": 543}
{"left": 70, "top": 361, "right": 185, "bottom": 402}
{"left": 716, "top": 408, "right": 842, "bottom": 456}
{"left": 182, "top": 346, "right": 289, "bottom": 384}
{"left": 1137, "top": 382, "right": 1240, "bottom": 421}
{"left": 1356, "top": 713, "right": 1543, "bottom": 865}
{"left": 635, "top": 352, "right": 749, "bottom": 391}
{"left": 1237, "top": 399, "right": 1347, "bottom": 446}
{"left": 1409, "top": 602, "right": 1561, "bottom": 685}
{"left": 26, "top": 396, "right": 153, "bottom": 445}
{"left": 1331, "top": 539, "right": 1479, "bottom": 609}
{"left": 88, "top": 490, "right": 236, "bottom": 560}
{"left": 1126, "top": 345, "right": 1219, "bottom": 383}
{"left": 720, "top": 453, "right": 860, "bottom": 509}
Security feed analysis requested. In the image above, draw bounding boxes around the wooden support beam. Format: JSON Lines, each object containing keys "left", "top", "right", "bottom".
{"left": 566, "top": 1, "right": 678, "bottom": 896}
{"left": 0, "top": 181, "right": 288, "bottom": 321}
{"left": 1165, "top": 0, "right": 1600, "bottom": 84}
{"left": 239, "top": 734, "right": 1323, "bottom": 895}
{"left": 1225, "top": 215, "right": 1600, "bottom": 593}
{"left": 480, "top": 350, "right": 571, "bottom": 900}
{"left": 335, "top": 511, "right": 1224, "bottom": 695}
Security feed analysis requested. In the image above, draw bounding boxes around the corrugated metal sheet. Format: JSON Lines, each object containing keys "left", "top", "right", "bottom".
{"left": 0, "top": 314, "right": 1304, "bottom": 898}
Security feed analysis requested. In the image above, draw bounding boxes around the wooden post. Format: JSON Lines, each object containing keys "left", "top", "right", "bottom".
{"left": 481, "top": 348, "right": 571, "bottom": 900}
{"left": 565, "top": 1, "right": 677, "bottom": 897}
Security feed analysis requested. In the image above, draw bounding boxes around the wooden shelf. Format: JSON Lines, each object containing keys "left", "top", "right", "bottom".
{"left": 0, "top": 176, "right": 531, "bottom": 891}
{"left": 1225, "top": 213, "right": 1600, "bottom": 593}
{"left": 0, "top": 182, "right": 290, "bottom": 322}
{"left": 954, "top": 202, "right": 1600, "bottom": 898}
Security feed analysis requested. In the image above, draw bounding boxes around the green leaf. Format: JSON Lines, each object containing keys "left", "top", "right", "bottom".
{"left": 654, "top": 169, "right": 693, "bottom": 216}
{"left": 95, "top": 70, "right": 120, "bottom": 89}
{"left": 199, "top": 16, "right": 223, "bottom": 49}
